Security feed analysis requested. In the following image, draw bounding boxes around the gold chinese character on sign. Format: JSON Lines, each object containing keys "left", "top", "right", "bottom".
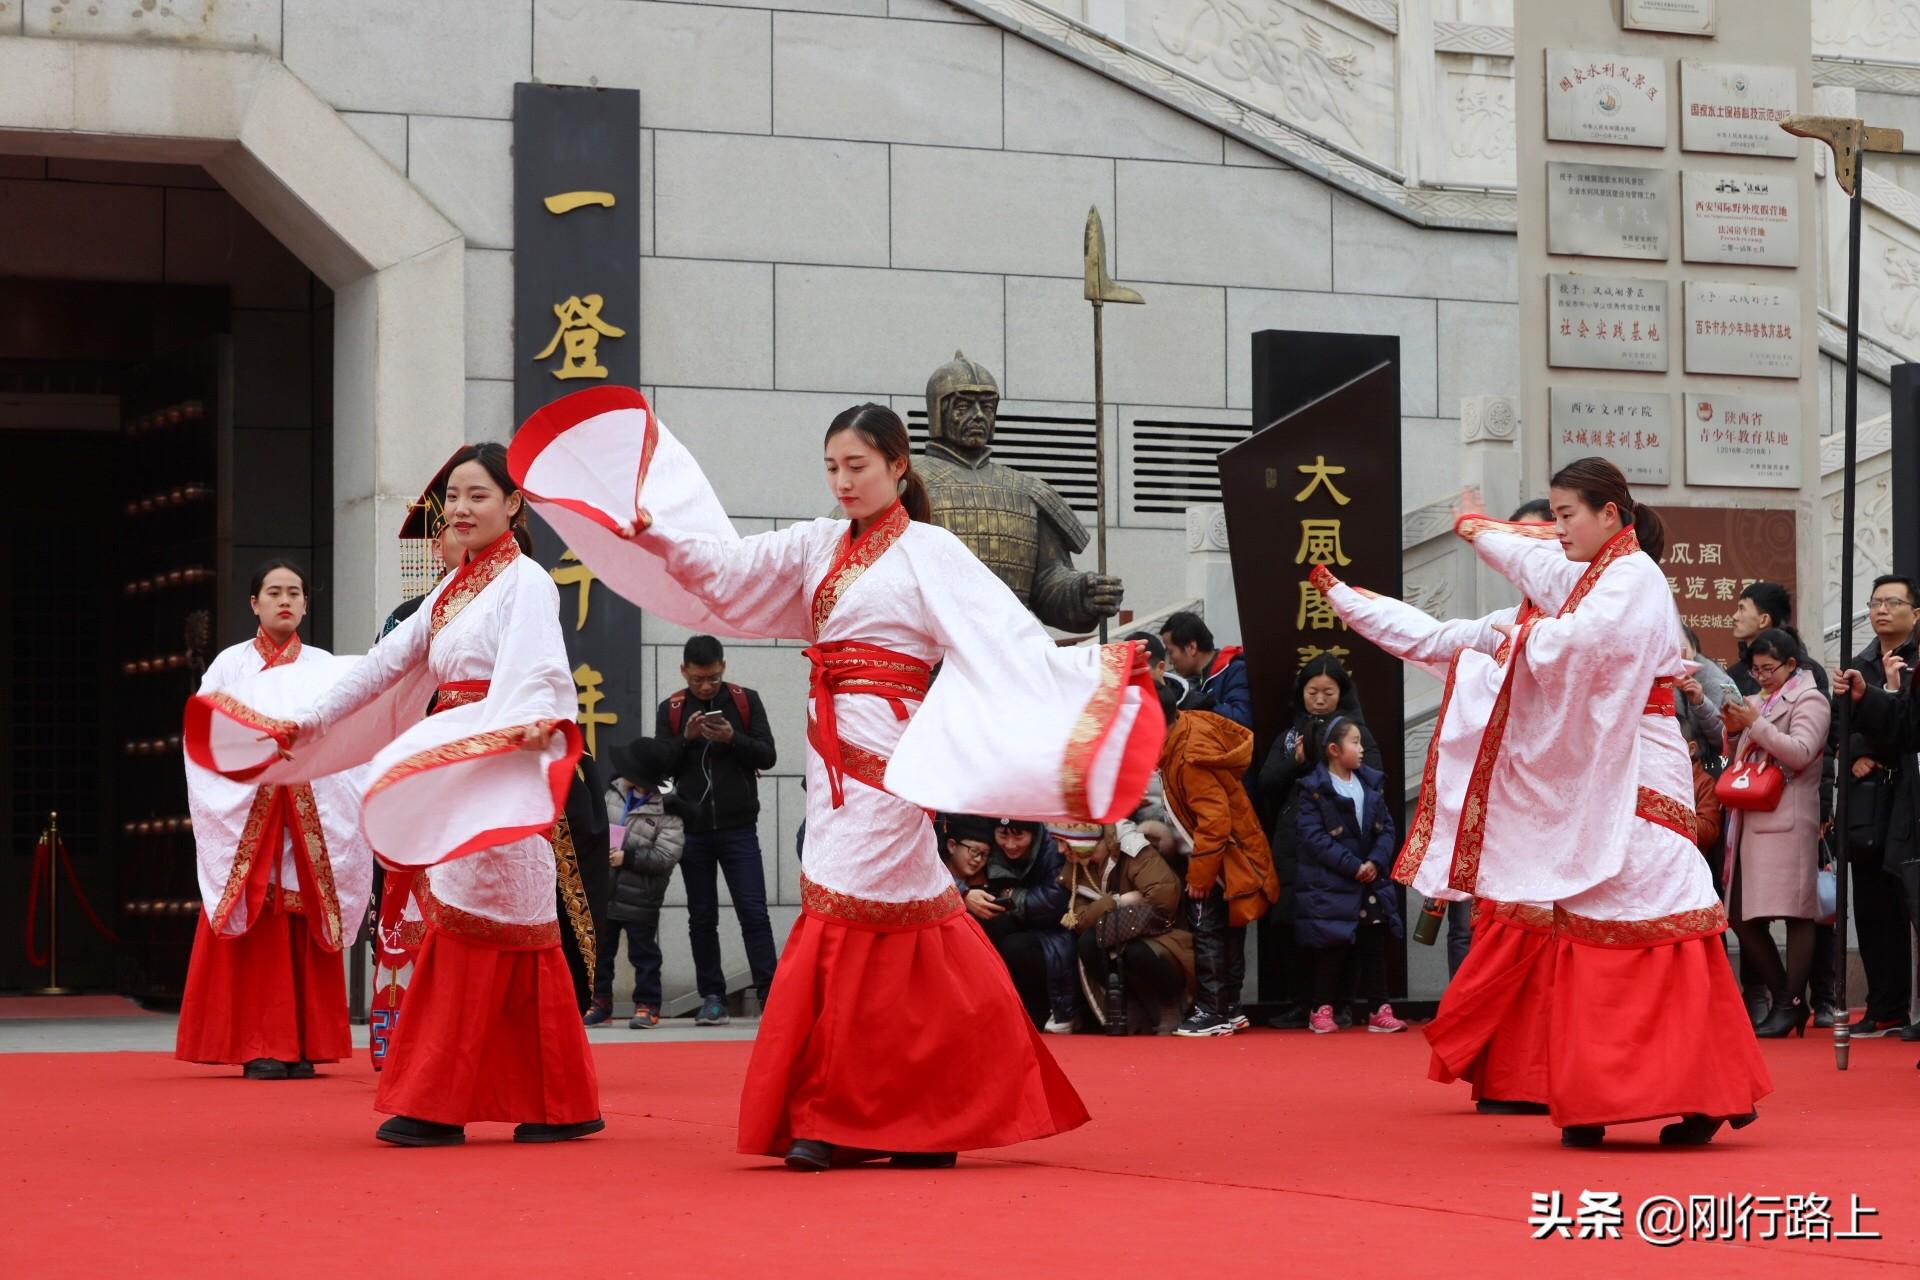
{"left": 551, "top": 550, "right": 598, "bottom": 631}
{"left": 534, "top": 294, "right": 626, "bottom": 381}
{"left": 572, "top": 662, "right": 617, "bottom": 759}
{"left": 544, "top": 191, "right": 616, "bottom": 215}
{"left": 1297, "top": 644, "right": 1352, "bottom": 670}
{"left": 1294, "top": 455, "right": 1352, "bottom": 506}
{"left": 1294, "top": 518, "right": 1351, "bottom": 567}
{"left": 1297, "top": 581, "right": 1345, "bottom": 631}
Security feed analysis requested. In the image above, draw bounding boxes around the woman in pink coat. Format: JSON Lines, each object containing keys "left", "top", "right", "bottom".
{"left": 1720, "top": 627, "right": 1831, "bottom": 1039}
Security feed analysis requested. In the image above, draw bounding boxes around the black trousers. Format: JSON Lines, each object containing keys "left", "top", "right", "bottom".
{"left": 1304, "top": 925, "right": 1389, "bottom": 1012}
{"left": 1075, "top": 930, "right": 1189, "bottom": 1033}
{"left": 981, "top": 914, "right": 1053, "bottom": 1026}
{"left": 1850, "top": 846, "right": 1914, "bottom": 1022}
{"left": 1191, "top": 887, "right": 1246, "bottom": 1014}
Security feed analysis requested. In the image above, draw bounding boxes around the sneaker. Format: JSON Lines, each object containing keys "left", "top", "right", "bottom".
{"left": 1226, "top": 1006, "right": 1251, "bottom": 1032}
{"left": 582, "top": 997, "right": 613, "bottom": 1027}
{"left": 1848, "top": 1015, "right": 1907, "bottom": 1039}
{"left": 1899, "top": 1023, "right": 1920, "bottom": 1043}
{"left": 695, "top": 995, "right": 730, "bottom": 1026}
{"left": 1308, "top": 1004, "right": 1337, "bottom": 1035}
{"left": 1366, "top": 1004, "right": 1408, "bottom": 1033}
{"left": 1173, "top": 1009, "right": 1234, "bottom": 1037}
{"left": 1042, "top": 1012, "right": 1080, "bottom": 1035}
{"left": 629, "top": 1004, "right": 659, "bottom": 1030}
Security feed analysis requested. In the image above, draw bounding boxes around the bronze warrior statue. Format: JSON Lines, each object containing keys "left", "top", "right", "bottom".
{"left": 917, "top": 351, "right": 1123, "bottom": 633}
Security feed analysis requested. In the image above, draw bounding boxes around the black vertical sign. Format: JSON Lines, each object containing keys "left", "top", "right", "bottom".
{"left": 1220, "top": 330, "right": 1405, "bottom": 1006}
{"left": 513, "top": 83, "right": 645, "bottom": 769}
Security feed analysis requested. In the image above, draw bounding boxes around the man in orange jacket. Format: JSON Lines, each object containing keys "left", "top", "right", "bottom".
{"left": 1156, "top": 683, "right": 1281, "bottom": 1037}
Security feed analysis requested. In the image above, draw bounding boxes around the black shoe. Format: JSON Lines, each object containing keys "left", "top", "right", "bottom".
{"left": 1743, "top": 991, "right": 1772, "bottom": 1026}
{"left": 1900, "top": 1024, "right": 1920, "bottom": 1043}
{"left": 1659, "top": 1114, "right": 1726, "bottom": 1146}
{"left": 1559, "top": 1125, "right": 1605, "bottom": 1148}
{"left": 890, "top": 1151, "right": 957, "bottom": 1168}
{"left": 784, "top": 1139, "right": 834, "bottom": 1171}
{"left": 1173, "top": 1009, "right": 1233, "bottom": 1037}
{"left": 242, "top": 1058, "right": 289, "bottom": 1080}
{"left": 513, "top": 1116, "right": 606, "bottom": 1143}
{"left": 285, "top": 1060, "right": 316, "bottom": 1079}
{"left": 1754, "top": 997, "right": 1809, "bottom": 1039}
{"left": 376, "top": 1116, "right": 465, "bottom": 1147}
{"left": 1476, "top": 1098, "right": 1550, "bottom": 1115}
{"left": 1848, "top": 1014, "right": 1908, "bottom": 1039}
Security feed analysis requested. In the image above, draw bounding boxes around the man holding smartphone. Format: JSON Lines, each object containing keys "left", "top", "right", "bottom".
{"left": 656, "top": 635, "right": 779, "bottom": 1025}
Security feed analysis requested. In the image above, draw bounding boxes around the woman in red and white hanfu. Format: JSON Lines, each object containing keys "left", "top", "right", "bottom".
{"left": 511, "top": 389, "right": 1163, "bottom": 1169}
{"left": 185, "top": 445, "right": 600, "bottom": 1147}
{"left": 1302, "top": 534, "right": 1574, "bottom": 1115}
{"left": 177, "top": 559, "right": 372, "bottom": 1079}
{"left": 1316, "top": 458, "right": 1770, "bottom": 1146}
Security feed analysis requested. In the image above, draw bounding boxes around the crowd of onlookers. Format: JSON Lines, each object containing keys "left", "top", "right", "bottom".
{"left": 580, "top": 542, "right": 1920, "bottom": 1048}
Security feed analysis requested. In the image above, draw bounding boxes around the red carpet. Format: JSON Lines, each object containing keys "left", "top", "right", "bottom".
{"left": 3, "top": 1029, "right": 1914, "bottom": 1277}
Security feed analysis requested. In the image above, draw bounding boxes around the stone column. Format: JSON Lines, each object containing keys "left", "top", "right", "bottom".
{"left": 1185, "top": 503, "right": 1241, "bottom": 646}
{"left": 1461, "top": 394, "right": 1524, "bottom": 616}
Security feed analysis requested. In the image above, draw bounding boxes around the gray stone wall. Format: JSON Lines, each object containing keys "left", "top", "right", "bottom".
{"left": 2, "top": 0, "right": 1523, "bottom": 1006}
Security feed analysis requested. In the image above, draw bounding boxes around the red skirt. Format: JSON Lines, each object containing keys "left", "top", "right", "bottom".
{"left": 374, "top": 928, "right": 600, "bottom": 1126}
{"left": 175, "top": 900, "right": 351, "bottom": 1066}
{"left": 1547, "top": 930, "right": 1772, "bottom": 1128}
{"left": 1425, "top": 906, "right": 1554, "bottom": 1105}
{"left": 738, "top": 904, "right": 1090, "bottom": 1156}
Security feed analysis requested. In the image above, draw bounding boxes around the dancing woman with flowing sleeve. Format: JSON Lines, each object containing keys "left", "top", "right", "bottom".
{"left": 184, "top": 445, "right": 600, "bottom": 1147}
{"left": 1316, "top": 458, "right": 1770, "bottom": 1147}
{"left": 510, "top": 388, "right": 1165, "bottom": 1170}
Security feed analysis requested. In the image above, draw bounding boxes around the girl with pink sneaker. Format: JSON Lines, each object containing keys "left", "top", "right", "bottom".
{"left": 1293, "top": 717, "right": 1407, "bottom": 1035}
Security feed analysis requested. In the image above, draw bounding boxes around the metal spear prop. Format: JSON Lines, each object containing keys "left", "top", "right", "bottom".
{"left": 1084, "top": 207, "right": 1144, "bottom": 644}
{"left": 1781, "top": 113, "right": 1906, "bottom": 1071}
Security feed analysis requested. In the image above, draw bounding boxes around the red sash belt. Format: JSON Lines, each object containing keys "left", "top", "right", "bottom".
{"left": 1645, "top": 678, "right": 1677, "bottom": 717}
{"left": 802, "top": 642, "right": 932, "bottom": 808}
{"left": 431, "top": 680, "right": 491, "bottom": 714}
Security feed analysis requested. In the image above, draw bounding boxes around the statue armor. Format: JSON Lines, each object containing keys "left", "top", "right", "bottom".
{"left": 918, "top": 351, "right": 1117, "bottom": 633}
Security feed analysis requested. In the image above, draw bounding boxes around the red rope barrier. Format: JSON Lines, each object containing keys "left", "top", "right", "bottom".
{"left": 24, "top": 834, "right": 119, "bottom": 968}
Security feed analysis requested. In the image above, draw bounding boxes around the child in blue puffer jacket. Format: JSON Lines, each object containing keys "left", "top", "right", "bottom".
{"left": 1293, "top": 715, "right": 1406, "bottom": 1035}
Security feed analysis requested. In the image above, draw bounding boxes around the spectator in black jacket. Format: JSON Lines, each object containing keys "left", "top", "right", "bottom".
{"left": 1257, "top": 654, "right": 1386, "bottom": 1008}
{"left": 655, "top": 635, "right": 778, "bottom": 1025}
{"left": 1831, "top": 575, "right": 1920, "bottom": 1039}
{"left": 967, "top": 818, "right": 1077, "bottom": 1033}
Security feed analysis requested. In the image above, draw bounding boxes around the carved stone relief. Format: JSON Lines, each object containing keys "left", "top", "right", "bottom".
{"left": 1129, "top": 0, "right": 1397, "bottom": 160}
{"left": 1814, "top": 0, "right": 1920, "bottom": 61}
{"left": 1440, "top": 61, "right": 1517, "bottom": 187}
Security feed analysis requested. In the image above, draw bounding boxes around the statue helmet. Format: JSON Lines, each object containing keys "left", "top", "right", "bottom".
{"left": 925, "top": 349, "right": 1000, "bottom": 440}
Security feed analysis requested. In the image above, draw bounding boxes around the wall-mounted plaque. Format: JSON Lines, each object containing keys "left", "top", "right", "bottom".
{"left": 1548, "top": 273, "right": 1671, "bottom": 373}
{"left": 1549, "top": 387, "right": 1673, "bottom": 484}
{"left": 1680, "top": 60, "right": 1798, "bottom": 157}
{"left": 1681, "top": 170, "right": 1801, "bottom": 267}
{"left": 1547, "top": 162, "right": 1671, "bottom": 261}
{"left": 1683, "top": 281, "right": 1801, "bottom": 378}
{"left": 1623, "top": 0, "right": 1715, "bottom": 35}
{"left": 1683, "top": 391, "right": 1802, "bottom": 487}
{"left": 1546, "top": 49, "right": 1668, "bottom": 148}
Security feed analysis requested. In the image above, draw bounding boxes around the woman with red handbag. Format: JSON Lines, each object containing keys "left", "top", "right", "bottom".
{"left": 1719, "top": 629, "right": 1832, "bottom": 1038}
